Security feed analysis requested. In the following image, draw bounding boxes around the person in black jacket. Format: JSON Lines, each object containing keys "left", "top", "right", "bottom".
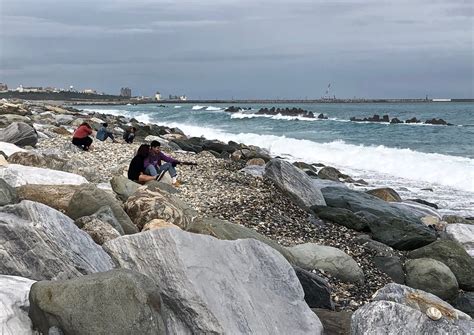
{"left": 128, "top": 144, "right": 159, "bottom": 184}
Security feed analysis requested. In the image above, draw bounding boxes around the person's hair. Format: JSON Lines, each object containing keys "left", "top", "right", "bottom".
{"left": 136, "top": 144, "right": 150, "bottom": 157}
{"left": 150, "top": 140, "right": 161, "bottom": 148}
{"left": 102, "top": 123, "right": 108, "bottom": 127}
{"left": 131, "top": 127, "right": 137, "bottom": 131}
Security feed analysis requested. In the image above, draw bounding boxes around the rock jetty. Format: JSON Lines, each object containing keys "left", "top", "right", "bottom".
{"left": 350, "top": 114, "right": 454, "bottom": 125}
{"left": 0, "top": 99, "right": 473, "bottom": 334}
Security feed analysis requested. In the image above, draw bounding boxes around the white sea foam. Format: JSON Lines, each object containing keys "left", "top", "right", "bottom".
{"left": 174, "top": 106, "right": 182, "bottom": 108}
{"left": 205, "top": 106, "right": 223, "bottom": 111}
{"left": 81, "top": 108, "right": 153, "bottom": 124}
{"left": 230, "top": 112, "right": 319, "bottom": 121}
{"left": 192, "top": 105, "right": 206, "bottom": 110}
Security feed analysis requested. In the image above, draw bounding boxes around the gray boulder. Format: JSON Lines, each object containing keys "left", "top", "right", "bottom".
{"left": 16, "top": 184, "right": 79, "bottom": 213}
{"left": 1, "top": 164, "right": 88, "bottom": 187}
{"left": 0, "top": 275, "right": 36, "bottom": 335}
{"left": 310, "top": 205, "right": 369, "bottom": 231}
{"left": 187, "top": 216, "right": 296, "bottom": 263}
{"left": 408, "top": 240, "right": 474, "bottom": 291}
{"left": 28, "top": 269, "right": 165, "bottom": 335}
{"left": 288, "top": 243, "right": 365, "bottom": 284}
{"left": 0, "top": 178, "right": 18, "bottom": 206}
{"left": 74, "top": 205, "right": 125, "bottom": 235}
{"left": 453, "top": 292, "right": 474, "bottom": 318}
{"left": 405, "top": 258, "right": 459, "bottom": 301}
{"left": 321, "top": 187, "right": 436, "bottom": 250}
{"left": 264, "top": 159, "right": 326, "bottom": 210}
{"left": 446, "top": 224, "right": 474, "bottom": 257}
{"left": 104, "top": 229, "right": 323, "bottom": 334}
{"left": 0, "top": 122, "right": 38, "bottom": 147}
{"left": 351, "top": 300, "right": 473, "bottom": 335}
{"left": 312, "top": 309, "right": 352, "bottom": 335}
{"left": 110, "top": 175, "right": 140, "bottom": 202}
{"left": 66, "top": 184, "right": 137, "bottom": 235}
{"left": 293, "top": 266, "right": 334, "bottom": 309}
{"left": 0, "top": 200, "right": 114, "bottom": 280}
{"left": 78, "top": 217, "right": 121, "bottom": 245}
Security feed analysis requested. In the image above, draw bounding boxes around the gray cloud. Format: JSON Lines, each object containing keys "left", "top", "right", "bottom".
{"left": 0, "top": 0, "right": 472, "bottom": 98}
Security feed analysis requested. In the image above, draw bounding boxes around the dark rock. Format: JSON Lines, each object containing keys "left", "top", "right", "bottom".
{"left": 321, "top": 187, "right": 436, "bottom": 250}
{"left": 408, "top": 240, "right": 474, "bottom": 291}
{"left": 425, "top": 118, "right": 449, "bottom": 125}
{"left": 224, "top": 106, "right": 242, "bottom": 113}
{"left": 317, "top": 113, "right": 328, "bottom": 119}
{"left": 373, "top": 256, "right": 405, "bottom": 284}
{"left": 0, "top": 178, "right": 18, "bottom": 206}
{"left": 28, "top": 269, "right": 165, "bottom": 335}
{"left": 405, "top": 117, "right": 421, "bottom": 123}
{"left": 293, "top": 266, "right": 334, "bottom": 310}
{"left": 390, "top": 117, "right": 403, "bottom": 124}
{"left": 407, "top": 198, "right": 438, "bottom": 209}
{"left": 310, "top": 205, "right": 369, "bottom": 231}
{"left": 312, "top": 308, "right": 352, "bottom": 335}
{"left": 318, "top": 166, "right": 342, "bottom": 182}
{"left": 452, "top": 292, "right": 474, "bottom": 318}
{"left": 0, "top": 122, "right": 38, "bottom": 147}
{"left": 366, "top": 187, "right": 402, "bottom": 202}
{"left": 202, "top": 140, "right": 236, "bottom": 154}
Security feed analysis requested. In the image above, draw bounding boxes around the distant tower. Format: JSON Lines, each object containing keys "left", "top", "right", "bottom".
{"left": 155, "top": 91, "right": 161, "bottom": 101}
{"left": 322, "top": 83, "right": 333, "bottom": 100}
{"left": 120, "top": 87, "right": 132, "bottom": 97}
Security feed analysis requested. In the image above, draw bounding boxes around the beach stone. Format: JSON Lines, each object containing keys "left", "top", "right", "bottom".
{"left": 16, "top": 184, "right": 79, "bottom": 213}
{"left": 28, "top": 269, "right": 165, "bottom": 335}
{"left": 0, "top": 200, "right": 114, "bottom": 280}
{"left": 373, "top": 256, "right": 405, "bottom": 284}
{"left": 288, "top": 243, "right": 365, "bottom": 284}
{"left": 0, "top": 178, "right": 18, "bottom": 206}
{"left": 354, "top": 235, "right": 395, "bottom": 257}
{"left": 240, "top": 165, "right": 265, "bottom": 177}
{"left": 452, "top": 292, "right": 474, "bottom": 318}
{"left": 0, "top": 164, "right": 88, "bottom": 187}
{"left": 372, "top": 283, "right": 471, "bottom": 320}
{"left": 8, "top": 151, "right": 47, "bottom": 167}
{"left": 366, "top": 187, "right": 402, "bottom": 202}
{"left": 246, "top": 158, "right": 266, "bottom": 166}
{"left": 446, "top": 224, "right": 474, "bottom": 257}
{"left": 293, "top": 266, "right": 334, "bottom": 309}
{"left": 110, "top": 175, "right": 140, "bottom": 201}
{"left": 321, "top": 187, "right": 436, "bottom": 250}
{"left": 264, "top": 158, "right": 326, "bottom": 210}
{"left": 405, "top": 258, "right": 459, "bottom": 301}
{"left": 66, "top": 184, "right": 137, "bottom": 235}
{"left": 0, "top": 114, "right": 31, "bottom": 127}
{"left": 187, "top": 216, "right": 296, "bottom": 264}
{"left": 393, "top": 200, "right": 441, "bottom": 219}
{"left": 310, "top": 205, "right": 369, "bottom": 231}
{"left": 311, "top": 178, "right": 348, "bottom": 191}
{"left": 408, "top": 240, "right": 474, "bottom": 291}
{"left": 351, "top": 300, "right": 473, "bottom": 335}
{"left": 79, "top": 217, "right": 121, "bottom": 245}
{"left": 103, "top": 229, "right": 322, "bottom": 334}
{"left": 124, "top": 183, "right": 197, "bottom": 231}
{"left": 0, "top": 275, "right": 36, "bottom": 335}
{"left": 143, "top": 219, "right": 180, "bottom": 231}
{"left": 0, "top": 141, "right": 27, "bottom": 157}
{"left": 312, "top": 309, "right": 352, "bottom": 335}
{"left": 317, "top": 166, "right": 342, "bottom": 182}
{"left": 0, "top": 122, "right": 38, "bottom": 147}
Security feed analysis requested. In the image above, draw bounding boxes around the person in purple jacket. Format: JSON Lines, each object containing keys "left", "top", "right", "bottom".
{"left": 144, "top": 140, "right": 181, "bottom": 186}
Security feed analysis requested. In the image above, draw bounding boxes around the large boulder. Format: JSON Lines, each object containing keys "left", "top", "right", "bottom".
{"left": 104, "top": 229, "right": 323, "bottom": 334}
{"left": 366, "top": 187, "right": 402, "bottom": 202}
{"left": 124, "top": 183, "right": 197, "bottom": 231}
{"left": 453, "top": 292, "right": 474, "bottom": 318}
{"left": 28, "top": 269, "right": 165, "bottom": 335}
{"left": 0, "top": 141, "right": 27, "bottom": 157}
{"left": 78, "top": 217, "right": 121, "bottom": 245}
{"left": 110, "top": 175, "right": 140, "bottom": 202}
{"left": 264, "top": 159, "right": 326, "bottom": 210}
{"left": 66, "top": 184, "right": 137, "bottom": 235}
{"left": 312, "top": 309, "right": 352, "bottom": 335}
{"left": 16, "top": 184, "right": 79, "bottom": 213}
{"left": 0, "top": 122, "right": 38, "bottom": 147}
{"left": 446, "top": 224, "right": 474, "bottom": 257}
{"left": 288, "top": 243, "right": 365, "bottom": 284}
{"left": 408, "top": 240, "right": 474, "bottom": 291}
{"left": 405, "top": 258, "right": 459, "bottom": 301}
{"left": 310, "top": 205, "right": 369, "bottom": 231}
{"left": 0, "top": 164, "right": 88, "bottom": 187}
{"left": 321, "top": 187, "right": 436, "bottom": 250}
{"left": 187, "top": 216, "right": 296, "bottom": 264}
{"left": 0, "top": 200, "right": 114, "bottom": 280}
{"left": 0, "top": 178, "right": 18, "bottom": 206}
{"left": 0, "top": 275, "right": 36, "bottom": 335}
{"left": 293, "top": 266, "right": 333, "bottom": 309}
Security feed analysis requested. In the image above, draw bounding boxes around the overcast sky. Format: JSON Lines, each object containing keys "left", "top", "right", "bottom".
{"left": 0, "top": 0, "right": 473, "bottom": 99}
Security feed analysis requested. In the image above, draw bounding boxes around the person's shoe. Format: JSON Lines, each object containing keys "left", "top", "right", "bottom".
{"left": 172, "top": 180, "right": 182, "bottom": 187}
{"left": 156, "top": 170, "right": 166, "bottom": 181}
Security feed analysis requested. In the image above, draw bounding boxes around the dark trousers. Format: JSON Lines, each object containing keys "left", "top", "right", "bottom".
{"left": 72, "top": 136, "right": 93, "bottom": 150}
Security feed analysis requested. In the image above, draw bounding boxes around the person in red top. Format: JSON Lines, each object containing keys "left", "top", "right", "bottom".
{"left": 72, "top": 122, "right": 93, "bottom": 151}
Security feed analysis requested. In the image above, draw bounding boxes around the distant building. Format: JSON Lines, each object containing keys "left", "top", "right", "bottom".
{"left": 82, "top": 89, "right": 97, "bottom": 94}
{"left": 155, "top": 91, "right": 161, "bottom": 101}
{"left": 179, "top": 95, "right": 187, "bottom": 101}
{"left": 168, "top": 94, "right": 187, "bottom": 101}
{"left": 16, "top": 85, "right": 43, "bottom": 92}
{"left": 0, "top": 83, "right": 8, "bottom": 91}
{"left": 120, "top": 87, "right": 132, "bottom": 97}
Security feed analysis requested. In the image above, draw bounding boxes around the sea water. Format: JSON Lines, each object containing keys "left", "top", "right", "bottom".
{"left": 79, "top": 102, "right": 474, "bottom": 217}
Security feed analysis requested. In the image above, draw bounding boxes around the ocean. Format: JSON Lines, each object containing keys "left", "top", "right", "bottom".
{"left": 78, "top": 102, "right": 474, "bottom": 217}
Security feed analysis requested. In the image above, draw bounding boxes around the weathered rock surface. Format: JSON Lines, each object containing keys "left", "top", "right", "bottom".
{"left": 288, "top": 243, "right": 365, "bottom": 284}
{"left": 16, "top": 184, "right": 79, "bottom": 213}
{"left": 79, "top": 217, "right": 121, "bottom": 245}
{"left": 104, "top": 228, "right": 322, "bottom": 334}
{"left": 452, "top": 292, "right": 474, "bottom": 318}
{"left": 264, "top": 158, "right": 326, "bottom": 210}
{"left": 29, "top": 269, "right": 165, "bottom": 335}
{"left": 321, "top": 187, "right": 436, "bottom": 250}
{"left": 67, "top": 184, "right": 137, "bottom": 235}
{"left": 0, "top": 141, "right": 27, "bottom": 157}
{"left": 110, "top": 175, "right": 140, "bottom": 202}
{"left": 0, "top": 164, "right": 88, "bottom": 187}
{"left": 373, "top": 256, "right": 405, "bottom": 284}
{"left": 310, "top": 205, "right": 369, "bottom": 231}
{"left": 446, "top": 224, "right": 474, "bottom": 257}
{"left": 124, "top": 183, "right": 197, "bottom": 230}
{"left": 143, "top": 219, "right": 180, "bottom": 231}
{"left": 0, "top": 178, "right": 18, "bottom": 206}
{"left": 0, "top": 275, "right": 36, "bottom": 335}
{"left": 0, "top": 122, "right": 38, "bottom": 147}
{"left": 408, "top": 240, "right": 474, "bottom": 291}
{"left": 405, "top": 258, "right": 459, "bottom": 301}
{"left": 293, "top": 266, "right": 334, "bottom": 309}
{"left": 0, "top": 200, "right": 114, "bottom": 280}
{"left": 187, "top": 216, "right": 296, "bottom": 263}
{"left": 312, "top": 308, "right": 352, "bottom": 335}
{"left": 366, "top": 187, "right": 402, "bottom": 202}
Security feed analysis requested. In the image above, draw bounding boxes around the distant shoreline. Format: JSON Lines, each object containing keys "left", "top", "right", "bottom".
{"left": 1, "top": 91, "right": 472, "bottom": 105}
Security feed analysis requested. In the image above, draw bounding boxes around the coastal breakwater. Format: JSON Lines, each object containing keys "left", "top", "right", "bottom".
{"left": 0, "top": 99, "right": 473, "bottom": 334}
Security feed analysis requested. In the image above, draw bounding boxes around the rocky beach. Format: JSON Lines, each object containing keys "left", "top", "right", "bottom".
{"left": 1, "top": 99, "right": 473, "bottom": 334}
